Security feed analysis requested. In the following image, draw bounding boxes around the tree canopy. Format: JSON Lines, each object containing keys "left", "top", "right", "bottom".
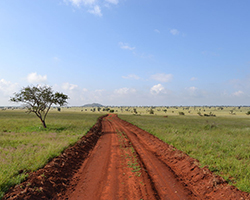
{"left": 10, "top": 85, "right": 69, "bottom": 128}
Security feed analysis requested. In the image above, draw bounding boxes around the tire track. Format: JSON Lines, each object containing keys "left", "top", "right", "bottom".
{"left": 111, "top": 115, "right": 194, "bottom": 200}
{"left": 63, "top": 114, "right": 193, "bottom": 200}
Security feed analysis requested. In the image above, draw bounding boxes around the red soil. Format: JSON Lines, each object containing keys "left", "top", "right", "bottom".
{"left": 3, "top": 114, "right": 250, "bottom": 200}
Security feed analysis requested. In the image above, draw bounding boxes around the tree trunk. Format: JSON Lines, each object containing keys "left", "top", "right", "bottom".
{"left": 41, "top": 119, "right": 47, "bottom": 128}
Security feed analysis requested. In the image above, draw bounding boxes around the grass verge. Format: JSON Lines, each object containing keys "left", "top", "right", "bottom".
{"left": 0, "top": 110, "right": 101, "bottom": 199}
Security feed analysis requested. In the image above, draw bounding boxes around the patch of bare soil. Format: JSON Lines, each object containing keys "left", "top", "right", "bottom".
{"left": 3, "top": 114, "right": 250, "bottom": 200}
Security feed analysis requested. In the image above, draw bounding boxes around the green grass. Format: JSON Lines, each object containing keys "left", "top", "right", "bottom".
{"left": 0, "top": 109, "right": 101, "bottom": 199}
{"left": 119, "top": 114, "right": 250, "bottom": 193}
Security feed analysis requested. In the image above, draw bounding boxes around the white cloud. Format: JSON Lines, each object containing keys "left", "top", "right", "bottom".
{"left": 65, "top": 0, "right": 119, "bottom": 16}
{"left": 119, "top": 43, "right": 153, "bottom": 60}
{"left": 150, "top": 84, "right": 165, "bottom": 94}
{"left": 170, "top": 29, "right": 179, "bottom": 35}
{"left": 151, "top": 73, "right": 173, "bottom": 82}
{"left": 27, "top": 72, "right": 47, "bottom": 84}
{"left": 188, "top": 86, "right": 198, "bottom": 92}
{"left": 67, "top": 0, "right": 96, "bottom": 7}
{"left": 154, "top": 29, "right": 160, "bottom": 33}
{"left": 186, "top": 87, "right": 199, "bottom": 96}
{"left": 114, "top": 87, "right": 136, "bottom": 95}
{"left": 190, "top": 77, "right": 198, "bottom": 81}
{"left": 186, "top": 86, "right": 199, "bottom": 95}
{"left": 0, "top": 79, "right": 19, "bottom": 96}
{"left": 185, "top": 86, "right": 206, "bottom": 98}
{"left": 88, "top": 5, "right": 102, "bottom": 16}
{"left": 119, "top": 42, "right": 135, "bottom": 51}
{"left": 233, "top": 90, "right": 244, "bottom": 96}
{"left": 122, "top": 74, "right": 140, "bottom": 80}
{"left": 105, "top": 0, "right": 118, "bottom": 5}
{"left": 62, "top": 82, "right": 78, "bottom": 91}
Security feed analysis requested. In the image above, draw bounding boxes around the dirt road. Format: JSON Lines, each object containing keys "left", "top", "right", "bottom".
{"left": 60, "top": 114, "right": 250, "bottom": 200}
{"left": 3, "top": 114, "right": 250, "bottom": 200}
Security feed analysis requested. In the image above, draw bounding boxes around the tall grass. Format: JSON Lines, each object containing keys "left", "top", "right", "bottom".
{"left": 119, "top": 114, "right": 250, "bottom": 193}
{"left": 0, "top": 110, "right": 101, "bottom": 198}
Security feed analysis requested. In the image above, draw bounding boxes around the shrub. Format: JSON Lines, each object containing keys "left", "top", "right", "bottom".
{"left": 149, "top": 109, "right": 154, "bottom": 114}
{"left": 179, "top": 112, "right": 185, "bottom": 115}
{"left": 197, "top": 111, "right": 202, "bottom": 116}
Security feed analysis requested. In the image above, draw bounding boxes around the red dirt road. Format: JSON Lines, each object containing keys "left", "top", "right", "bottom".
{"left": 62, "top": 114, "right": 191, "bottom": 200}
{"left": 3, "top": 114, "right": 250, "bottom": 200}
{"left": 61, "top": 114, "right": 249, "bottom": 200}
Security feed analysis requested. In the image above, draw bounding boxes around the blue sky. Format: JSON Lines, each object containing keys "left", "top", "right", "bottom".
{"left": 1, "top": 0, "right": 250, "bottom": 106}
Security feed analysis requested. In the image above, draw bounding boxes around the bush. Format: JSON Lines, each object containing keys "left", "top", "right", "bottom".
{"left": 179, "top": 112, "right": 185, "bottom": 115}
{"left": 133, "top": 108, "right": 137, "bottom": 114}
{"left": 246, "top": 111, "right": 250, "bottom": 115}
{"left": 149, "top": 109, "right": 154, "bottom": 114}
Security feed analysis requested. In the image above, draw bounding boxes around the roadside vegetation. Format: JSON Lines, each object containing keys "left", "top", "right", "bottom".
{"left": 0, "top": 109, "right": 101, "bottom": 198}
{"left": 119, "top": 114, "right": 250, "bottom": 193}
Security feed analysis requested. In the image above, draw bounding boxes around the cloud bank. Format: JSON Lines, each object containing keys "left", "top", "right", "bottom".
{"left": 1, "top": 72, "right": 250, "bottom": 106}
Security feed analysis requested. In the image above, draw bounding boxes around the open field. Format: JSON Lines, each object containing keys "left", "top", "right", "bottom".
{"left": 3, "top": 105, "right": 250, "bottom": 116}
{"left": 0, "top": 109, "right": 101, "bottom": 198}
{"left": 3, "top": 114, "right": 249, "bottom": 199}
{"left": 119, "top": 114, "right": 250, "bottom": 193}
{"left": 40, "top": 105, "right": 250, "bottom": 117}
{"left": 1, "top": 106, "right": 250, "bottom": 198}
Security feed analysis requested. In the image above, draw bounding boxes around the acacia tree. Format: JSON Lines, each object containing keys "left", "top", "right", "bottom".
{"left": 10, "top": 85, "right": 69, "bottom": 128}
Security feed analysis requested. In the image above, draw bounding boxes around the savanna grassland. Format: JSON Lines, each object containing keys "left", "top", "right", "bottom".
{"left": 0, "top": 109, "right": 101, "bottom": 198}
{"left": 1, "top": 105, "right": 250, "bottom": 198}
{"left": 119, "top": 111, "right": 250, "bottom": 193}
